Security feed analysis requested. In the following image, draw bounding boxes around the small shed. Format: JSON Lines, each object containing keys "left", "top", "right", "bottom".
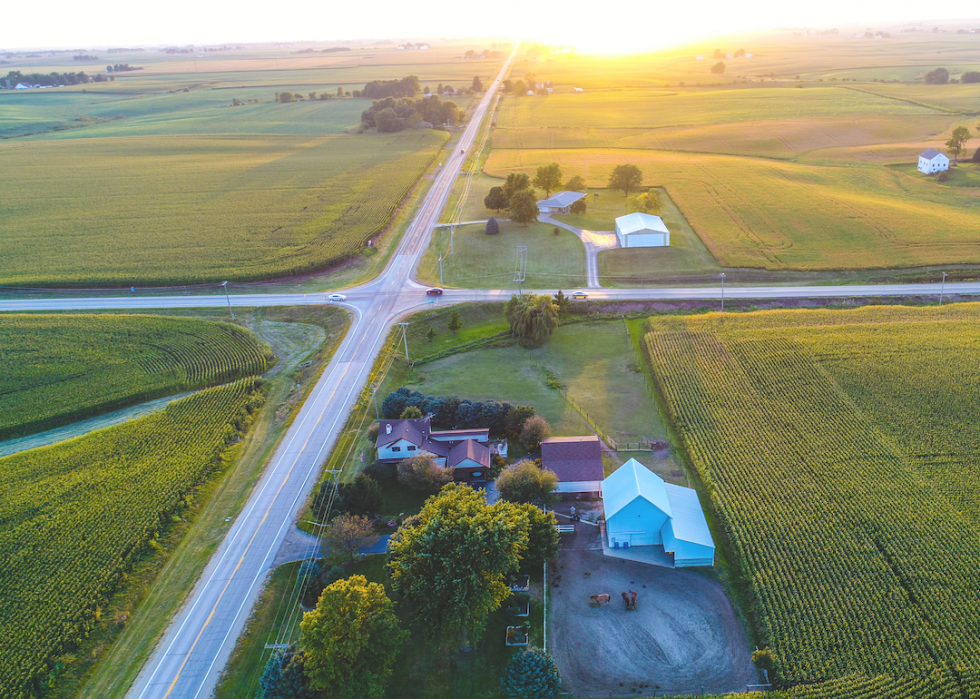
{"left": 537, "top": 191, "right": 586, "bottom": 214}
{"left": 541, "top": 436, "right": 604, "bottom": 496}
{"left": 602, "top": 459, "right": 715, "bottom": 567}
{"left": 918, "top": 148, "right": 950, "bottom": 174}
{"left": 615, "top": 212, "right": 670, "bottom": 248}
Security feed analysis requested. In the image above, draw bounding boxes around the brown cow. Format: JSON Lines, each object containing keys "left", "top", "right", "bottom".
{"left": 621, "top": 591, "right": 630, "bottom": 609}
{"left": 629, "top": 590, "right": 638, "bottom": 610}
{"left": 590, "top": 594, "right": 611, "bottom": 606}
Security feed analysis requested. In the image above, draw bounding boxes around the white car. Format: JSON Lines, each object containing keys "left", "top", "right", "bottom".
{"left": 326, "top": 293, "right": 347, "bottom": 302}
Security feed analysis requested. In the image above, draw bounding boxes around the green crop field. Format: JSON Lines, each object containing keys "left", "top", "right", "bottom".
{"left": 0, "top": 44, "right": 502, "bottom": 286}
{"left": 0, "top": 314, "right": 272, "bottom": 440}
{"left": 645, "top": 304, "right": 980, "bottom": 697}
{"left": 417, "top": 220, "right": 587, "bottom": 289}
{"left": 0, "top": 378, "right": 265, "bottom": 699}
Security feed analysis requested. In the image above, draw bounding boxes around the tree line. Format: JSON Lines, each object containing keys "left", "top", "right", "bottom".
{"left": 380, "top": 387, "right": 533, "bottom": 433}
{"left": 360, "top": 94, "right": 460, "bottom": 132}
{"left": 2, "top": 69, "right": 110, "bottom": 86}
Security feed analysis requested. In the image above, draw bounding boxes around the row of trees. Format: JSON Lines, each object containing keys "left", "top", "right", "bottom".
{"left": 262, "top": 482, "right": 563, "bottom": 698}
{"left": 362, "top": 75, "right": 421, "bottom": 99}
{"left": 483, "top": 164, "right": 590, "bottom": 224}
{"left": 276, "top": 87, "right": 346, "bottom": 103}
{"left": 2, "top": 70, "right": 109, "bottom": 86}
{"left": 380, "top": 386, "right": 535, "bottom": 433}
{"left": 360, "top": 94, "right": 459, "bottom": 132}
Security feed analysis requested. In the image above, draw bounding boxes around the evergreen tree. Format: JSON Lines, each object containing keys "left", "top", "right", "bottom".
{"left": 448, "top": 308, "right": 463, "bottom": 332}
{"left": 502, "top": 647, "right": 562, "bottom": 699}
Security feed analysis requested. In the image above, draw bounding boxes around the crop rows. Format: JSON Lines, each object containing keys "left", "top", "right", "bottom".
{"left": 0, "top": 378, "right": 264, "bottom": 699}
{"left": 0, "top": 314, "right": 272, "bottom": 440}
{"left": 644, "top": 304, "right": 980, "bottom": 694}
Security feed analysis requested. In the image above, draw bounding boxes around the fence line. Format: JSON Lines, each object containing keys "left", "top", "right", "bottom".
{"left": 558, "top": 387, "right": 618, "bottom": 451}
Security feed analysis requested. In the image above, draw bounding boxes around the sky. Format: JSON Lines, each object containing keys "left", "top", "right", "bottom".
{"left": 3, "top": 0, "right": 980, "bottom": 52}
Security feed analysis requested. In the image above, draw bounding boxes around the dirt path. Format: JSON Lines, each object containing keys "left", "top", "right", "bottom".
{"left": 540, "top": 213, "right": 618, "bottom": 289}
{"left": 549, "top": 527, "right": 758, "bottom": 697}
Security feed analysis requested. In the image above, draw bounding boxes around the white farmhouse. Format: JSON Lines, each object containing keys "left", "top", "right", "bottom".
{"left": 603, "top": 459, "right": 715, "bottom": 567}
{"left": 918, "top": 148, "right": 950, "bottom": 174}
{"left": 537, "top": 190, "right": 586, "bottom": 214}
{"left": 615, "top": 212, "right": 670, "bottom": 248}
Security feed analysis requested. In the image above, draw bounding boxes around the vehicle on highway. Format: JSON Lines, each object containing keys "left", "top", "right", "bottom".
{"left": 426, "top": 288, "right": 444, "bottom": 296}
{"left": 571, "top": 291, "right": 589, "bottom": 300}
{"left": 327, "top": 293, "right": 347, "bottom": 301}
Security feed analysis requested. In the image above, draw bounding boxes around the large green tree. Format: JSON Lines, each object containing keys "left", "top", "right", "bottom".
{"left": 503, "top": 172, "right": 531, "bottom": 200}
{"left": 607, "top": 164, "right": 643, "bottom": 198}
{"left": 564, "top": 175, "right": 587, "bottom": 192}
{"left": 520, "top": 415, "right": 552, "bottom": 450}
{"left": 514, "top": 503, "right": 562, "bottom": 565}
{"left": 533, "top": 163, "right": 563, "bottom": 198}
{"left": 397, "top": 454, "right": 453, "bottom": 492}
{"left": 946, "top": 126, "right": 971, "bottom": 164}
{"left": 509, "top": 190, "right": 540, "bottom": 224}
{"left": 502, "top": 647, "right": 562, "bottom": 699}
{"left": 386, "top": 484, "right": 530, "bottom": 644}
{"left": 505, "top": 294, "right": 560, "bottom": 346}
{"left": 626, "top": 190, "right": 664, "bottom": 216}
{"left": 300, "top": 575, "right": 406, "bottom": 699}
{"left": 484, "top": 187, "right": 508, "bottom": 212}
{"left": 322, "top": 514, "right": 377, "bottom": 562}
{"left": 496, "top": 460, "right": 558, "bottom": 506}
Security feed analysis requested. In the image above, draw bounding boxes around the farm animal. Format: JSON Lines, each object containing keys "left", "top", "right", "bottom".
{"left": 590, "top": 594, "right": 611, "bottom": 606}
{"left": 622, "top": 591, "right": 638, "bottom": 611}
{"left": 621, "top": 591, "right": 630, "bottom": 609}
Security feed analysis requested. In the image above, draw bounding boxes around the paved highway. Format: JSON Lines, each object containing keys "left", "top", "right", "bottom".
{"left": 3, "top": 42, "right": 977, "bottom": 699}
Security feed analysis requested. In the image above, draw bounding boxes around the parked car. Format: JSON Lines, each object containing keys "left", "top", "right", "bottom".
{"left": 571, "top": 291, "right": 588, "bottom": 300}
{"left": 327, "top": 293, "right": 346, "bottom": 301}
{"left": 426, "top": 288, "right": 444, "bottom": 296}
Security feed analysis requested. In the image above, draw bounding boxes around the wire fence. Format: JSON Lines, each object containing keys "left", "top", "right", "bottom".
{"left": 557, "top": 387, "right": 618, "bottom": 451}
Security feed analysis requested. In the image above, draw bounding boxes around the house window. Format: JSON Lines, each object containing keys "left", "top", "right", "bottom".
{"left": 407, "top": 446, "right": 416, "bottom": 451}
{"left": 391, "top": 446, "right": 401, "bottom": 452}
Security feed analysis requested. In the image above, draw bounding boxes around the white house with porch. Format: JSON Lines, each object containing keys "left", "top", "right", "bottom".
{"left": 537, "top": 191, "right": 586, "bottom": 214}
{"left": 602, "top": 459, "right": 715, "bottom": 567}
{"left": 615, "top": 212, "right": 670, "bottom": 248}
{"left": 918, "top": 148, "right": 950, "bottom": 174}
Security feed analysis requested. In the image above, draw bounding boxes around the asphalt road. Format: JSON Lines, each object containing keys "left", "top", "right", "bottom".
{"left": 2, "top": 43, "right": 979, "bottom": 699}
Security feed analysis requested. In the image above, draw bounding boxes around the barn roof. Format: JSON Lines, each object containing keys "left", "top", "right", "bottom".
{"left": 615, "top": 212, "right": 669, "bottom": 235}
{"left": 920, "top": 148, "right": 946, "bottom": 160}
{"left": 602, "top": 458, "right": 672, "bottom": 519}
{"left": 537, "top": 191, "right": 586, "bottom": 208}
{"left": 664, "top": 483, "right": 715, "bottom": 550}
{"left": 542, "top": 436, "right": 604, "bottom": 483}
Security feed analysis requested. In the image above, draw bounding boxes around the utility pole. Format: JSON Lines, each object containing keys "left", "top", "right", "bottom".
{"left": 397, "top": 322, "right": 411, "bottom": 363}
{"left": 514, "top": 245, "right": 527, "bottom": 296}
{"left": 370, "top": 383, "right": 381, "bottom": 420}
{"left": 940, "top": 271, "right": 947, "bottom": 306}
{"left": 450, "top": 225, "right": 455, "bottom": 255}
{"left": 221, "top": 281, "right": 235, "bottom": 320}
{"left": 439, "top": 254, "right": 444, "bottom": 287}
{"left": 720, "top": 272, "right": 726, "bottom": 312}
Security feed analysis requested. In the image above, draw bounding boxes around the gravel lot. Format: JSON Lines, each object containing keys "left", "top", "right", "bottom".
{"left": 548, "top": 526, "right": 758, "bottom": 697}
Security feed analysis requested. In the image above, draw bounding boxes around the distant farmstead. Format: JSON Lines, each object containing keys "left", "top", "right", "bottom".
{"left": 537, "top": 190, "right": 586, "bottom": 214}
{"left": 603, "top": 458, "right": 715, "bottom": 567}
{"left": 918, "top": 148, "right": 950, "bottom": 174}
{"left": 615, "top": 212, "right": 670, "bottom": 248}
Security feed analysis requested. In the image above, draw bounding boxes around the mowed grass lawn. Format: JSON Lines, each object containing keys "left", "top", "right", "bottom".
{"left": 553, "top": 188, "right": 722, "bottom": 285}
{"left": 417, "top": 220, "right": 586, "bottom": 289}
{"left": 0, "top": 129, "right": 447, "bottom": 285}
{"left": 486, "top": 147, "right": 980, "bottom": 270}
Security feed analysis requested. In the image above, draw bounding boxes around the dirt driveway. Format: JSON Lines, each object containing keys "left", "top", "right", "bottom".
{"left": 549, "top": 527, "right": 758, "bottom": 696}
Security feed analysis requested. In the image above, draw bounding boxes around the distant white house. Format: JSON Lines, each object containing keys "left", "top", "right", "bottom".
{"left": 537, "top": 190, "right": 586, "bottom": 214}
{"left": 15, "top": 83, "right": 33, "bottom": 89}
{"left": 527, "top": 90, "right": 535, "bottom": 96}
{"left": 918, "top": 148, "right": 950, "bottom": 174}
{"left": 615, "top": 212, "right": 670, "bottom": 248}
{"left": 695, "top": 56, "right": 704, "bottom": 60}
{"left": 573, "top": 87, "right": 584, "bottom": 92}
{"left": 603, "top": 458, "right": 715, "bottom": 567}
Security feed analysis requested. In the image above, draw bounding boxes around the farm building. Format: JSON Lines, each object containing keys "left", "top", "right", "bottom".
{"left": 918, "top": 148, "right": 950, "bottom": 174}
{"left": 375, "top": 417, "right": 492, "bottom": 482}
{"left": 541, "top": 436, "right": 604, "bottom": 496}
{"left": 615, "top": 212, "right": 671, "bottom": 248}
{"left": 537, "top": 191, "right": 586, "bottom": 214}
{"left": 602, "top": 459, "right": 715, "bottom": 567}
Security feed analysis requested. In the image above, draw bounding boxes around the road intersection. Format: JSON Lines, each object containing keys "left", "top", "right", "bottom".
{"left": 3, "top": 45, "right": 979, "bottom": 699}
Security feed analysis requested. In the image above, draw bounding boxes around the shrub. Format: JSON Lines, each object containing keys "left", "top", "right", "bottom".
{"left": 505, "top": 405, "right": 536, "bottom": 434}
{"left": 502, "top": 647, "right": 562, "bottom": 699}
{"left": 338, "top": 473, "right": 384, "bottom": 516}
{"left": 486, "top": 216, "right": 500, "bottom": 235}
{"left": 400, "top": 406, "right": 423, "bottom": 419}
{"left": 397, "top": 454, "right": 453, "bottom": 492}
{"left": 496, "top": 460, "right": 558, "bottom": 506}
{"left": 552, "top": 226, "right": 560, "bottom": 236}
{"left": 297, "top": 559, "right": 324, "bottom": 608}
{"left": 937, "top": 171, "right": 950, "bottom": 182}
{"left": 520, "top": 415, "right": 552, "bottom": 450}
{"left": 367, "top": 422, "right": 380, "bottom": 442}
{"left": 364, "top": 459, "right": 397, "bottom": 482}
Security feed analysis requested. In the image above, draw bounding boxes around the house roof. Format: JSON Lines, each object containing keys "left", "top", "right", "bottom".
{"left": 537, "top": 191, "right": 586, "bottom": 208}
{"left": 447, "top": 439, "right": 490, "bottom": 469}
{"left": 615, "top": 212, "right": 669, "bottom": 236}
{"left": 430, "top": 428, "right": 489, "bottom": 439}
{"left": 920, "top": 148, "right": 947, "bottom": 160}
{"left": 664, "top": 483, "right": 715, "bottom": 549}
{"left": 376, "top": 417, "right": 431, "bottom": 449}
{"left": 541, "top": 436, "right": 604, "bottom": 483}
{"left": 602, "top": 458, "right": 672, "bottom": 519}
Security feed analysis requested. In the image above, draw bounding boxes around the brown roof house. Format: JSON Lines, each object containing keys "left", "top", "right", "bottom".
{"left": 375, "top": 417, "right": 491, "bottom": 483}
{"left": 541, "top": 436, "right": 605, "bottom": 497}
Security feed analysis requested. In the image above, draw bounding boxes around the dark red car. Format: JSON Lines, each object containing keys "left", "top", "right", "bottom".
{"left": 426, "top": 288, "right": 444, "bottom": 296}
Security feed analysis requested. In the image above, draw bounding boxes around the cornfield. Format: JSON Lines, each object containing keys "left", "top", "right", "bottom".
{"left": 0, "top": 379, "right": 265, "bottom": 699}
{"left": 644, "top": 304, "right": 980, "bottom": 696}
{"left": 0, "top": 314, "right": 272, "bottom": 440}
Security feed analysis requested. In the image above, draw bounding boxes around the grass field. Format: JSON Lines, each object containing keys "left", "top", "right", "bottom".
{"left": 0, "top": 314, "right": 272, "bottom": 440}
{"left": 0, "top": 379, "right": 265, "bottom": 699}
{"left": 645, "top": 304, "right": 980, "bottom": 695}
{"left": 417, "top": 220, "right": 587, "bottom": 289}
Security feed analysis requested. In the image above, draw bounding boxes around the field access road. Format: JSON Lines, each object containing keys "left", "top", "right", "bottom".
{"left": 2, "top": 44, "right": 979, "bottom": 699}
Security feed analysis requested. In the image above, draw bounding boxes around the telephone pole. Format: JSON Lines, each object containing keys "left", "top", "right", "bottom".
{"left": 940, "top": 271, "right": 947, "bottom": 306}
{"left": 221, "top": 281, "right": 234, "bottom": 320}
{"left": 397, "top": 322, "right": 411, "bottom": 363}
{"left": 439, "top": 254, "right": 444, "bottom": 287}
{"left": 720, "top": 272, "right": 726, "bottom": 312}
{"left": 370, "top": 383, "right": 381, "bottom": 420}
{"left": 514, "top": 245, "right": 527, "bottom": 295}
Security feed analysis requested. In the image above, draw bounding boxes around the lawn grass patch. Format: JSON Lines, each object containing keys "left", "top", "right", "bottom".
{"left": 418, "top": 220, "right": 586, "bottom": 289}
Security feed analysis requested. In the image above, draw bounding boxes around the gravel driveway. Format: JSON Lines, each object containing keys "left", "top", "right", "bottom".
{"left": 548, "top": 526, "right": 758, "bottom": 696}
